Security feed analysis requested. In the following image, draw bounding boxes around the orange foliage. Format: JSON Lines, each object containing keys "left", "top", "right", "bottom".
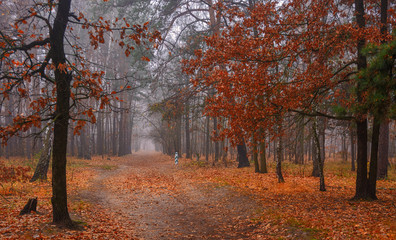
{"left": 183, "top": 0, "right": 395, "bottom": 144}
{"left": 0, "top": 0, "right": 162, "bottom": 143}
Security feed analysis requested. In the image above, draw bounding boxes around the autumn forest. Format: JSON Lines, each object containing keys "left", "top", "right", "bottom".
{"left": 0, "top": 0, "right": 395, "bottom": 239}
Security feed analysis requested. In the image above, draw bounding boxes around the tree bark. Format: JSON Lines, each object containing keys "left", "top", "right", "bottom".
{"left": 313, "top": 118, "right": 326, "bottom": 191}
{"left": 350, "top": 125, "right": 356, "bottom": 171}
{"left": 276, "top": 133, "right": 285, "bottom": 183}
{"left": 111, "top": 112, "right": 117, "bottom": 155}
{"left": 205, "top": 115, "right": 210, "bottom": 162}
{"left": 214, "top": 117, "right": 219, "bottom": 163}
{"left": 176, "top": 110, "right": 182, "bottom": 155}
{"left": 312, "top": 134, "right": 320, "bottom": 177}
{"left": 30, "top": 130, "right": 52, "bottom": 182}
{"left": 377, "top": 0, "right": 389, "bottom": 180}
{"left": 259, "top": 129, "right": 267, "bottom": 173}
{"left": 20, "top": 197, "right": 38, "bottom": 215}
{"left": 378, "top": 121, "right": 389, "bottom": 179}
{"left": 185, "top": 101, "right": 191, "bottom": 159}
{"left": 97, "top": 111, "right": 104, "bottom": 156}
{"left": 353, "top": 0, "right": 369, "bottom": 200}
{"left": 368, "top": 117, "right": 380, "bottom": 199}
{"left": 295, "top": 116, "right": 304, "bottom": 164}
{"left": 237, "top": 138, "right": 250, "bottom": 168}
{"left": 252, "top": 135, "right": 259, "bottom": 172}
{"left": 50, "top": 0, "right": 73, "bottom": 227}
{"left": 118, "top": 109, "right": 125, "bottom": 156}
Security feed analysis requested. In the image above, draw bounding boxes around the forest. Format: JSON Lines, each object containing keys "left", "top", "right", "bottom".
{"left": 0, "top": 0, "right": 395, "bottom": 239}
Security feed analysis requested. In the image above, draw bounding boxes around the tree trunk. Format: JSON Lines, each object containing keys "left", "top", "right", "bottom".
{"left": 252, "top": 135, "right": 259, "bottom": 172}
{"left": 276, "top": 133, "right": 285, "bottom": 183}
{"left": 313, "top": 118, "right": 326, "bottom": 191}
{"left": 378, "top": 121, "right": 389, "bottom": 179}
{"left": 214, "top": 117, "right": 219, "bottom": 163}
{"left": 259, "top": 129, "right": 267, "bottom": 173}
{"left": 342, "top": 131, "right": 347, "bottom": 162}
{"left": 84, "top": 128, "right": 91, "bottom": 160}
{"left": 30, "top": 130, "right": 52, "bottom": 182}
{"left": 222, "top": 137, "right": 228, "bottom": 167}
{"left": 118, "top": 110, "right": 125, "bottom": 156}
{"left": 237, "top": 138, "right": 250, "bottom": 168}
{"left": 97, "top": 111, "right": 104, "bottom": 156}
{"left": 312, "top": 134, "right": 320, "bottom": 177}
{"left": 126, "top": 113, "right": 133, "bottom": 154}
{"left": 354, "top": 119, "right": 369, "bottom": 199}
{"left": 368, "top": 117, "right": 380, "bottom": 199}
{"left": 77, "top": 134, "right": 84, "bottom": 159}
{"left": 50, "top": 0, "right": 73, "bottom": 227}
{"left": 20, "top": 197, "right": 38, "bottom": 215}
{"left": 176, "top": 111, "right": 182, "bottom": 155}
{"left": 205, "top": 115, "right": 210, "bottom": 162}
{"left": 377, "top": 0, "right": 389, "bottom": 180}
{"left": 350, "top": 125, "right": 356, "bottom": 171}
{"left": 185, "top": 102, "right": 191, "bottom": 159}
{"left": 353, "top": 0, "right": 369, "bottom": 200}
{"left": 295, "top": 116, "right": 304, "bottom": 164}
{"left": 319, "top": 117, "right": 326, "bottom": 167}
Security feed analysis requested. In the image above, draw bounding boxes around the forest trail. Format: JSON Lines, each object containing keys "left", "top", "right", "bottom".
{"left": 77, "top": 151, "right": 262, "bottom": 239}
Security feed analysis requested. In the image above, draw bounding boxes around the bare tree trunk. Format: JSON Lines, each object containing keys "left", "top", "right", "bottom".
{"left": 312, "top": 133, "right": 320, "bottom": 177}
{"left": 377, "top": 0, "right": 390, "bottom": 180}
{"left": 252, "top": 135, "right": 259, "bottom": 172}
{"left": 350, "top": 125, "right": 356, "bottom": 171}
{"left": 295, "top": 116, "right": 304, "bottom": 164}
{"left": 97, "top": 111, "right": 104, "bottom": 157}
{"left": 112, "top": 112, "right": 118, "bottom": 155}
{"left": 259, "top": 129, "right": 267, "bottom": 173}
{"left": 342, "top": 131, "right": 347, "bottom": 162}
{"left": 176, "top": 112, "right": 182, "bottom": 155}
{"left": 77, "top": 134, "right": 84, "bottom": 159}
{"left": 118, "top": 110, "right": 125, "bottom": 156}
{"left": 185, "top": 101, "right": 191, "bottom": 159}
{"left": 378, "top": 121, "right": 389, "bottom": 179}
{"left": 313, "top": 118, "right": 326, "bottom": 191}
{"left": 368, "top": 117, "right": 380, "bottom": 199}
{"left": 85, "top": 127, "right": 92, "bottom": 160}
{"left": 221, "top": 136, "right": 228, "bottom": 167}
{"left": 214, "top": 117, "right": 219, "bottom": 163}
{"left": 353, "top": 0, "right": 369, "bottom": 200}
{"left": 51, "top": 0, "right": 73, "bottom": 226}
{"left": 276, "top": 133, "right": 285, "bottom": 183}
{"left": 30, "top": 130, "right": 52, "bottom": 182}
{"left": 205, "top": 116, "right": 210, "bottom": 162}
{"left": 237, "top": 138, "right": 250, "bottom": 168}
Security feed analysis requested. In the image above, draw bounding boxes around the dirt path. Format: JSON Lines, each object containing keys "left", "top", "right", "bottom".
{"left": 77, "top": 151, "right": 262, "bottom": 239}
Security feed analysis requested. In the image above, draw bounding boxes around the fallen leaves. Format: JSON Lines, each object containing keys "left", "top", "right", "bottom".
{"left": 1, "top": 154, "right": 395, "bottom": 239}
{"left": 179, "top": 158, "right": 396, "bottom": 239}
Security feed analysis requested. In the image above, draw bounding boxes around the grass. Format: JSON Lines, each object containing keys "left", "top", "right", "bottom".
{"left": 183, "top": 159, "right": 208, "bottom": 168}
{"left": 98, "top": 164, "right": 117, "bottom": 170}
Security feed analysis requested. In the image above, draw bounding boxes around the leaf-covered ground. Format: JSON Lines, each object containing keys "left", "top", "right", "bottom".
{"left": 0, "top": 152, "right": 395, "bottom": 239}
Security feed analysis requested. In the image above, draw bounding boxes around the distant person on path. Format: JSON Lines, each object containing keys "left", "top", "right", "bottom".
{"left": 175, "top": 152, "right": 179, "bottom": 166}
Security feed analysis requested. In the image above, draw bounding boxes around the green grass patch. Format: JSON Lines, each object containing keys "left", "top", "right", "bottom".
{"left": 67, "top": 160, "right": 90, "bottom": 169}
{"left": 184, "top": 160, "right": 208, "bottom": 168}
{"left": 97, "top": 164, "right": 117, "bottom": 170}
